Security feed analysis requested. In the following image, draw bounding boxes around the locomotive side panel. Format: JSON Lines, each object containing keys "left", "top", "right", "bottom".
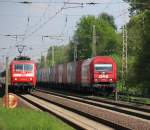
{"left": 55, "top": 65, "right": 59, "bottom": 84}
{"left": 67, "top": 62, "right": 77, "bottom": 84}
{"left": 71, "top": 62, "right": 77, "bottom": 84}
{"left": 58, "top": 64, "right": 63, "bottom": 83}
{"left": 67, "top": 62, "right": 72, "bottom": 84}
{"left": 62, "top": 63, "right": 67, "bottom": 84}
{"left": 76, "top": 61, "right": 83, "bottom": 85}
{"left": 81, "top": 58, "right": 93, "bottom": 85}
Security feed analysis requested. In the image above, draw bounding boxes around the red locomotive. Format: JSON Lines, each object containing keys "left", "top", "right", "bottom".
{"left": 0, "top": 56, "right": 36, "bottom": 93}
{"left": 37, "top": 56, "right": 117, "bottom": 95}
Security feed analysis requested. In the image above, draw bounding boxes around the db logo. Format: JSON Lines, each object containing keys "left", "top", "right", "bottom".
{"left": 99, "top": 74, "right": 108, "bottom": 78}
{"left": 3, "top": 93, "right": 18, "bottom": 109}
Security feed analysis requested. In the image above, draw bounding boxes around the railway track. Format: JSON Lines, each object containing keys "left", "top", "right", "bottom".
{"left": 18, "top": 94, "right": 117, "bottom": 130}
{"left": 36, "top": 88, "right": 150, "bottom": 120}
{"left": 32, "top": 88, "right": 150, "bottom": 130}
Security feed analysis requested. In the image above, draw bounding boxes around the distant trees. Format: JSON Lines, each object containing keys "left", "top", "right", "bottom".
{"left": 38, "top": 55, "right": 46, "bottom": 68}
{"left": 38, "top": 45, "right": 70, "bottom": 67}
{"left": 46, "top": 45, "right": 69, "bottom": 66}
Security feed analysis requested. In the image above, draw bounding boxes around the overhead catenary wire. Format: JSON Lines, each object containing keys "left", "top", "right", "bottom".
{"left": 0, "top": 1, "right": 149, "bottom": 5}
{"left": 0, "top": 8, "right": 129, "bottom": 42}
{"left": 21, "top": 1, "right": 91, "bottom": 45}
{"left": 0, "top": 7, "right": 129, "bottom": 39}
{"left": 0, "top": 1, "right": 124, "bottom": 4}
{"left": 0, "top": 0, "right": 130, "bottom": 38}
{"left": 22, "top": 3, "right": 31, "bottom": 43}
{"left": 17, "top": 0, "right": 72, "bottom": 44}
{"left": 22, "top": 0, "right": 52, "bottom": 43}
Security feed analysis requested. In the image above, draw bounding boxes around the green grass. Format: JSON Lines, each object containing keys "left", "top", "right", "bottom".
{"left": 0, "top": 98, "right": 2, "bottom": 106}
{"left": 129, "top": 96, "right": 150, "bottom": 105}
{"left": 0, "top": 100, "right": 75, "bottom": 130}
{"left": 118, "top": 95, "right": 150, "bottom": 105}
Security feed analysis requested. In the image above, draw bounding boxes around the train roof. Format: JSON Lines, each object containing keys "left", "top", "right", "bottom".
{"left": 10, "top": 60, "right": 36, "bottom": 64}
{"left": 14, "top": 56, "right": 31, "bottom": 61}
{"left": 92, "top": 56, "right": 115, "bottom": 62}
{"left": 82, "top": 56, "right": 116, "bottom": 65}
{"left": 10, "top": 56, "right": 36, "bottom": 64}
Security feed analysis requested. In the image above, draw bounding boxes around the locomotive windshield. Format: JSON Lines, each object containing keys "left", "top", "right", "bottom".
{"left": 14, "top": 64, "right": 33, "bottom": 71}
{"left": 24, "top": 64, "right": 33, "bottom": 71}
{"left": 94, "top": 64, "right": 112, "bottom": 72}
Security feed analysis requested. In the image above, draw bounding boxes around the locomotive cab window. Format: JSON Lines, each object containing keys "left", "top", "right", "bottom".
{"left": 14, "top": 64, "right": 33, "bottom": 72}
{"left": 14, "top": 64, "right": 23, "bottom": 71}
{"left": 24, "top": 64, "right": 33, "bottom": 71}
{"left": 94, "top": 64, "right": 112, "bottom": 72}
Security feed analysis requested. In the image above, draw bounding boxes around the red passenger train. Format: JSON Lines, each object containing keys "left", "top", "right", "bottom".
{"left": 0, "top": 56, "right": 36, "bottom": 93}
{"left": 37, "top": 56, "right": 117, "bottom": 95}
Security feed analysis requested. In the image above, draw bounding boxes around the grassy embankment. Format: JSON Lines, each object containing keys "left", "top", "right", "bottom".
{"left": 0, "top": 98, "right": 74, "bottom": 130}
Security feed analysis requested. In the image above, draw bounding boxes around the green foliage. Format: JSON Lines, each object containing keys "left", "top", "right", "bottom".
{"left": 69, "top": 13, "right": 119, "bottom": 61}
{"left": 134, "top": 12, "right": 150, "bottom": 94}
{"left": 38, "top": 55, "right": 46, "bottom": 68}
{"left": 96, "top": 18, "right": 118, "bottom": 56}
{"left": 123, "top": 0, "right": 150, "bottom": 15}
{"left": 122, "top": 0, "right": 150, "bottom": 96}
{"left": 46, "top": 45, "right": 70, "bottom": 67}
{"left": 126, "top": 10, "right": 150, "bottom": 96}
{"left": 111, "top": 54, "right": 122, "bottom": 81}
{"left": 98, "top": 12, "right": 117, "bottom": 30}
{"left": 73, "top": 15, "right": 96, "bottom": 60}
{"left": 67, "top": 41, "right": 76, "bottom": 62}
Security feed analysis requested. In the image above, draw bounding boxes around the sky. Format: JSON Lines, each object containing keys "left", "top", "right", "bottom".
{"left": 0, "top": 0, "right": 130, "bottom": 69}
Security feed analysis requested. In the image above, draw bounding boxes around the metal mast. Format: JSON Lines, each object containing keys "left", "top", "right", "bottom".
{"left": 92, "top": 25, "right": 96, "bottom": 57}
{"left": 122, "top": 25, "right": 128, "bottom": 90}
{"left": 74, "top": 43, "right": 77, "bottom": 61}
{"left": 51, "top": 46, "right": 55, "bottom": 66}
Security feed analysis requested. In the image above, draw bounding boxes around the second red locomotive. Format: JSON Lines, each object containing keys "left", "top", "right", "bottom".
{"left": 37, "top": 56, "right": 117, "bottom": 95}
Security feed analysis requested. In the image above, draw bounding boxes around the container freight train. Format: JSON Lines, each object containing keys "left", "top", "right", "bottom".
{"left": 37, "top": 56, "right": 117, "bottom": 95}
{"left": 0, "top": 56, "right": 36, "bottom": 93}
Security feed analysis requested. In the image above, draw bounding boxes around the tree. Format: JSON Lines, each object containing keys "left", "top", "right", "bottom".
{"left": 73, "top": 15, "right": 96, "bottom": 60}
{"left": 125, "top": 10, "right": 150, "bottom": 95}
{"left": 98, "top": 12, "right": 117, "bottom": 30}
{"left": 124, "top": 0, "right": 150, "bottom": 96}
{"left": 132, "top": 12, "right": 150, "bottom": 95}
{"left": 70, "top": 13, "right": 119, "bottom": 61}
{"left": 38, "top": 55, "right": 46, "bottom": 68}
{"left": 124, "top": 0, "right": 150, "bottom": 15}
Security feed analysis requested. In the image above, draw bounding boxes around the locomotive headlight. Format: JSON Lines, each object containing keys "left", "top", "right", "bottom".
{"left": 30, "top": 78, "right": 32, "bottom": 80}
{"left": 109, "top": 78, "right": 113, "bottom": 81}
{"left": 15, "top": 78, "right": 17, "bottom": 81}
{"left": 95, "top": 79, "right": 98, "bottom": 82}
